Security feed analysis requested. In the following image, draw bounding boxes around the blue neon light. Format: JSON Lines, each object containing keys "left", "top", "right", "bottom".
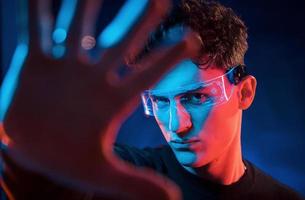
{"left": 52, "top": 44, "right": 66, "bottom": 58}
{"left": 53, "top": 0, "right": 77, "bottom": 44}
{"left": 52, "top": 28, "right": 67, "bottom": 44}
{"left": 0, "top": 44, "right": 29, "bottom": 121}
{"left": 98, "top": 0, "right": 148, "bottom": 48}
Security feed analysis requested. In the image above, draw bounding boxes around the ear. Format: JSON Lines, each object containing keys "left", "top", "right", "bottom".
{"left": 237, "top": 75, "right": 257, "bottom": 110}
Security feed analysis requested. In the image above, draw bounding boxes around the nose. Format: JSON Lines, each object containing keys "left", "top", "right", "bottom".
{"left": 169, "top": 101, "right": 192, "bottom": 136}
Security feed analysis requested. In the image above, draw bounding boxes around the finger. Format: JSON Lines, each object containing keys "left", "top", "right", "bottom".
{"left": 78, "top": 1, "right": 103, "bottom": 62}
{"left": 38, "top": 0, "right": 54, "bottom": 56}
{"left": 0, "top": 44, "right": 28, "bottom": 121}
{"left": 0, "top": 0, "right": 52, "bottom": 121}
{"left": 52, "top": 0, "right": 78, "bottom": 58}
{"left": 24, "top": 0, "right": 53, "bottom": 55}
{"left": 97, "top": 0, "right": 171, "bottom": 72}
{"left": 64, "top": 0, "right": 102, "bottom": 58}
{"left": 121, "top": 31, "right": 202, "bottom": 98}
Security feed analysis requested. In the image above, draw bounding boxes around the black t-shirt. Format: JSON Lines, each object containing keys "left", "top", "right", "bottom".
{"left": 114, "top": 145, "right": 304, "bottom": 200}
{"left": 0, "top": 144, "right": 304, "bottom": 200}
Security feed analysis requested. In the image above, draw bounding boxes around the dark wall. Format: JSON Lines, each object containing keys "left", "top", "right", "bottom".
{"left": 222, "top": 0, "right": 305, "bottom": 193}
{"left": 1, "top": 0, "right": 305, "bottom": 196}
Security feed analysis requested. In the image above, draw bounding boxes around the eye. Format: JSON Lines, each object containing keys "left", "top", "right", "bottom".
{"left": 151, "top": 96, "right": 169, "bottom": 108}
{"left": 180, "top": 93, "right": 209, "bottom": 105}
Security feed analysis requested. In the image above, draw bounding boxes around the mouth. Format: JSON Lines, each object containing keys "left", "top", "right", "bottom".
{"left": 171, "top": 138, "right": 200, "bottom": 144}
{"left": 170, "top": 138, "right": 200, "bottom": 150}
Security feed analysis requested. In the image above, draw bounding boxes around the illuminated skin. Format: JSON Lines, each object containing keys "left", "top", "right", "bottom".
{"left": 152, "top": 60, "right": 257, "bottom": 185}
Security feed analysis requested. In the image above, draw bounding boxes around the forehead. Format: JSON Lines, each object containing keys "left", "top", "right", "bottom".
{"left": 152, "top": 60, "right": 224, "bottom": 94}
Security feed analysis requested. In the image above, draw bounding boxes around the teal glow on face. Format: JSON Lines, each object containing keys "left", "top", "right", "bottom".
{"left": 150, "top": 60, "right": 241, "bottom": 170}
{"left": 153, "top": 60, "right": 214, "bottom": 166}
{"left": 153, "top": 59, "right": 240, "bottom": 169}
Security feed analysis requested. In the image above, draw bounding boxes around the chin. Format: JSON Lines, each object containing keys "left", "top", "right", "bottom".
{"left": 173, "top": 150, "right": 197, "bottom": 166}
{"left": 191, "top": 153, "right": 217, "bottom": 168}
{"left": 190, "top": 160, "right": 207, "bottom": 168}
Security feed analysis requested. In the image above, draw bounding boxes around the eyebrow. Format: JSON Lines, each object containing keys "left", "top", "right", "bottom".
{"left": 151, "top": 85, "right": 206, "bottom": 98}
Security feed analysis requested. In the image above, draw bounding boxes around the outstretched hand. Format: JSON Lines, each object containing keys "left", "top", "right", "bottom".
{"left": 0, "top": 0, "right": 201, "bottom": 199}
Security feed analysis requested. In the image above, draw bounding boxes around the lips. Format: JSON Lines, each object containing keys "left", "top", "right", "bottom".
{"left": 170, "top": 138, "right": 200, "bottom": 150}
{"left": 171, "top": 138, "right": 200, "bottom": 144}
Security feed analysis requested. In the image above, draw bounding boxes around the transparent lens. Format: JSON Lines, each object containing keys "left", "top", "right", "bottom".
{"left": 141, "top": 70, "right": 235, "bottom": 116}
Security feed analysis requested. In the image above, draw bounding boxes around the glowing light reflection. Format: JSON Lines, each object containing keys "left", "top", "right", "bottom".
{"left": 52, "top": 45, "right": 66, "bottom": 58}
{"left": 0, "top": 44, "right": 29, "bottom": 121}
{"left": 98, "top": 0, "right": 148, "bottom": 48}
{"left": 52, "top": 28, "right": 67, "bottom": 44}
{"left": 53, "top": 0, "right": 77, "bottom": 44}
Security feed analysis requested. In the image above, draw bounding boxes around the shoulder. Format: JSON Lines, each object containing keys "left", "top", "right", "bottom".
{"left": 244, "top": 160, "right": 304, "bottom": 200}
{"left": 114, "top": 144, "right": 171, "bottom": 172}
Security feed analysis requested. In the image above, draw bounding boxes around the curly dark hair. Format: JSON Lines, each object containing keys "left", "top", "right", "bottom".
{"left": 135, "top": 0, "right": 248, "bottom": 69}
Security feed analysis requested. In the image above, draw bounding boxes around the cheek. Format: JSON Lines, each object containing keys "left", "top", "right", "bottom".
{"left": 155, "top": 116, "right": 171, "bottom": 142}
{"left": 194, "top": 100, "right": 240, "bottom": 148}
{"left": 189, "top": 105, "right": 212, "bottom": 132}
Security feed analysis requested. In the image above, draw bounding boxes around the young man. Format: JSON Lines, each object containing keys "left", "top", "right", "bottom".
{"left": 0, "top": 0, "right": 303, "bottom": 199}
{"left": 114, "top": 1, "right": 304, "bottom": 199}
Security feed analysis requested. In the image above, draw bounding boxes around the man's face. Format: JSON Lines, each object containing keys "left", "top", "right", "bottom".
{"left": 152, "top": 60, "right": 242, "bottom": 168}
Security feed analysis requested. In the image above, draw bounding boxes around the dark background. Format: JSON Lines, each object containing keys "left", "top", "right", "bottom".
{"left": 1, "top": 0, "right": 305, "bottom": 196}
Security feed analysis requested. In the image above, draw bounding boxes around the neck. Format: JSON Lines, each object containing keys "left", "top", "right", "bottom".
{"left": 183, "top": 114, "right": 245, "bottom": 185}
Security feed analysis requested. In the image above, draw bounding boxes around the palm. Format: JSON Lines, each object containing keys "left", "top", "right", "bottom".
{"left": 1, "top": 0, "right": 201, "bottom": 199}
